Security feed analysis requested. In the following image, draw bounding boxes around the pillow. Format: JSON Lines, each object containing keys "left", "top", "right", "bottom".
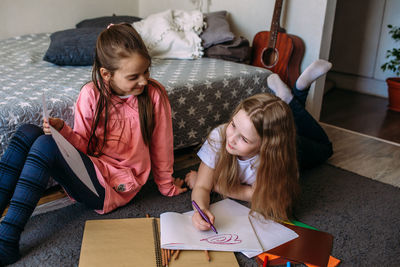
{"left": 200, "top": 11, "right": 235, "bottom": 49}
{"left": 43, "top": 27, "right": 103, "bottom": 66}
{"left": 76, "top": 15, "right": 142, "bottom": 28}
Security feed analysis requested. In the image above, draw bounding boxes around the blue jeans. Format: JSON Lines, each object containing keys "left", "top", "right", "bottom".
{"left": 290, "top": 87, "right": 333, "bottom": 169}
{"left": 0, "top": 124, "right": 106, "bottom": 264}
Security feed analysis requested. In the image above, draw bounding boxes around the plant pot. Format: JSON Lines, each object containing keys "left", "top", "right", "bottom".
{"left": 386, "top": 77, "right": 400, "bottom": 112}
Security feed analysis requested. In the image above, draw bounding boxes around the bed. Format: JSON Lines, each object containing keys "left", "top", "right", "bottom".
{"left": 0, "top": 32, "right": 272, "bottom": 158}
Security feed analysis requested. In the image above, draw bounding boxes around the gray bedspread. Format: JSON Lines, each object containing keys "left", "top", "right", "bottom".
{"left": 0, "top": 33, "right": 272, "bottom": 156}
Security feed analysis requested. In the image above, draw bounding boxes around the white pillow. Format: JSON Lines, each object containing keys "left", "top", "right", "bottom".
{"left": 133, "top": 9, "right": 204, "bottom": 59}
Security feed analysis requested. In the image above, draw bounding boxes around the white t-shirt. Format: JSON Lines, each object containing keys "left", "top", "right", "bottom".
{"left": 197, "top": 125, "right": 259, "bottom": 185}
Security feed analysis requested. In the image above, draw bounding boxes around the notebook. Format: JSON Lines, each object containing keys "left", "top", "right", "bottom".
{"left": 160, "top": 212, "right": 263, "bottom": 253}
{"left": 79, "top": 218, "right": 239, "bottom": 267}
{"left": 184, "top": 198, "right": 299, "bottom": 257}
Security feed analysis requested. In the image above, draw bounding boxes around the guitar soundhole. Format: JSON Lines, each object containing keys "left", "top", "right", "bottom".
{"left": 261, "top": 48, "right": 279, "bottom": 68}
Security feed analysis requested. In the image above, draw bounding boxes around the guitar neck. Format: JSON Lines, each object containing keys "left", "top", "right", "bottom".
{"left": 268, "top": 0, "right": 284, "bottom": 48}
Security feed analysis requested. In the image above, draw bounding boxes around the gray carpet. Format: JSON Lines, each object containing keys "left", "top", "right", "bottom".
{"left": 9, "top": 164, "right": 400, "bottom": 267}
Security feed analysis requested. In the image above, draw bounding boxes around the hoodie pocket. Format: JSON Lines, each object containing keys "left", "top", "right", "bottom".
{"left": 110, "top": 168, "right": 141, "bottom": 194}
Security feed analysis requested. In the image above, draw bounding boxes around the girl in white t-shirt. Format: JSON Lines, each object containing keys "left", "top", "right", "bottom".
{"left": 185, "top": 60, "right": 333, "bottom": 231}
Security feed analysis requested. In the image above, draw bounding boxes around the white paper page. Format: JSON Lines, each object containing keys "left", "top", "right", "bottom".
{"left": 49, "top": 125, "right": 99, "bottom": 196}
{"left": 246, "top": 214, "right": 298, "bottom": 257}
{"left": 185, "top": 198, "right": 298, "bottom": 257}
{"left": 184, "top": 198, "right": 250, "bottom": 217}
{"left": 42, "top": 93, "right": 50, "bottom": 119}
{"left": 42, "top": 94, "right": 99, "bottom": 197}
{"left": 160, "top": 212, "right": 263, "bottom": 253}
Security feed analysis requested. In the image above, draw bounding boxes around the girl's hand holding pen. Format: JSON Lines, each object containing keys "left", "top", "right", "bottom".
{"left": 43, "top": 117, "right": 64, "bottom": 135}
{"left": 192, "top": 207, "right": 215, "bottom": 231}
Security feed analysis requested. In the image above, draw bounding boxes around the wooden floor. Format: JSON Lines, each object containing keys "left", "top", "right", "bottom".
{"left": 320, "top": 88, "right": 400, "bottom": 188}
{"left": 321, "top": 123, "right": 400, "bottom": 187}
{"left": 320, "top": 88, "right": 400, "bottom": 144}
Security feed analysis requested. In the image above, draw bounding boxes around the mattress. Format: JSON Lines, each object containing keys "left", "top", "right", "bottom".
{"left": 0, "top": 33, "right": 272, "bottom": 156}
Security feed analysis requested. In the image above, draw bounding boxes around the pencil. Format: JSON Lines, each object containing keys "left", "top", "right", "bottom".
{"left": 173, "top": 250, "right": 180, "bottom": 260}
{"left": 204, "top": 250, "right": 210, "bottom": 261}
{"left": 164, "top": 249, "right": 170, "bottom": 267}
{"left": 161, "top": 249, "right": 164, "bottom": 266}
{"left": 167, "top": 249, "right": 171, "bottom": 262}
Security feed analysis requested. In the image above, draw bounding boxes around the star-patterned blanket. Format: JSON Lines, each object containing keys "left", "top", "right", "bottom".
{"left": 0, "top": 33, "right": 272, "bottom": 158}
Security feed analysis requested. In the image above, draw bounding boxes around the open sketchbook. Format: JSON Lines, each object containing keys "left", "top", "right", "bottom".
{"left": 79, "top": 218, "right": 240, "bottom": 267}
{"left": 42, "top": 94, "right": 99, "bottom": 196}
{"left": 161, "top": 199, "right": 299, "bottom": 258}
{"left": 161, "top": 212, "right": 263, "bottom": 254}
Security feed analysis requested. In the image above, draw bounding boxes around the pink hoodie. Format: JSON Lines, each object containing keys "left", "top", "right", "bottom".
{"left": 59, "top": 79, "right": 178, "bottom": 213}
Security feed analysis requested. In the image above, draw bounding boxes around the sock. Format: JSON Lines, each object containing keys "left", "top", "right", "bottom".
{"left": 296, "top": 59, "right": 332, "bottom": 90}
{"left": 267, "top": 74, "right": 293, "bottom": 104}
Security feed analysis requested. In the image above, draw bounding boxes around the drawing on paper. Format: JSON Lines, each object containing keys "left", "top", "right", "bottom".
{"left": 200, "top": 234, "right": 242, "bottom": 245}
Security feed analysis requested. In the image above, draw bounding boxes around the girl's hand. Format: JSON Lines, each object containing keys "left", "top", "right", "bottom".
{"left": 43, "top": 117, "right": 64, "bottom": 135}
{"left": 184, "top": 170, "right": 198, "bottom": 189}
{"left": 192, "top": 208, "right": 215, "bottom": 231}
{"left": 173, "top": 178, "right": 188, "bottom": 195}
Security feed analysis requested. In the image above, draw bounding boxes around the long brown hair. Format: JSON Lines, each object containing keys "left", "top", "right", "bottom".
{"left": 213, "top": 93, "right": 300, "bottom": 221}
{"left": 88, "top": 23, "right": 159, "bottom": 156}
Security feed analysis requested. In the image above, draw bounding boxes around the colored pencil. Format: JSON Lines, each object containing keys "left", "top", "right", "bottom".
{"left": 173, "top": 250, "right": 180, "bottom": 260}
{"left": 204, "top": 250, "right": 210, "bottom": 261}
{"left": 262, "top": 255, "right": 268, "bottom": 267}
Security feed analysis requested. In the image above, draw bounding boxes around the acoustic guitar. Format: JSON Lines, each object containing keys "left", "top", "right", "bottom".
{"left": 251, "top": 0, "right": 305, "bottom": 88}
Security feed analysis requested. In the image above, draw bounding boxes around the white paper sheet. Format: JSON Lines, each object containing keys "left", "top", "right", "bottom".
{"left": 42, "top": 94, "right": 99, "bottom": 197}
{"left": 185, "top": 198, "right": 299, "bottom": 258}
{"left": 160, "top": 212, "right": 263, "bottom": 253}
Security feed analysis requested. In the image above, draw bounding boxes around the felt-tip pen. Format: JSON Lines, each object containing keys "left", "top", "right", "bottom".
{"left": 192, "top": 200, "right": 218, "bottom": 234}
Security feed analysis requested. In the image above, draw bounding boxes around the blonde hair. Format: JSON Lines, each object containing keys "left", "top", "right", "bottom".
{"left": 213, "top": 93, "right": 299, "bottom": 221}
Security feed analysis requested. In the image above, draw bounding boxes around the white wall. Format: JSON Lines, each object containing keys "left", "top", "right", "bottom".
{"left": 0, "top": 0, "right": 336, "bottom": 119}
{"left": 0, "top": 0, "right": 139, "bottom": 40}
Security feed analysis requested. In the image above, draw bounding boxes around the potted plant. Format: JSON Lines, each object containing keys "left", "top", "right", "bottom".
{"left": 381, "top": 24, "right": 400, "bottom": 112}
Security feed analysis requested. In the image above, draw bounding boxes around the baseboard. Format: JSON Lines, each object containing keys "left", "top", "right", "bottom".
{"left": 327, "top": 72, "right": 388, "bottom": 98}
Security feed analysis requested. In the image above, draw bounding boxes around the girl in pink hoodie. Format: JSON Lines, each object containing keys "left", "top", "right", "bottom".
{"left": 0, "top": 23, "right": 186, "bottom": 265}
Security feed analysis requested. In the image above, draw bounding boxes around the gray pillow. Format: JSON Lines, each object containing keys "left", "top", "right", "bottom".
{"left": 43, "top": 28, "right": 103, "bottom": 66}
{"left": 76, "top": 15, "right": 142, "bottom": 28}
{"left": 200, "top": 11, "right": 235, "bottom": 49}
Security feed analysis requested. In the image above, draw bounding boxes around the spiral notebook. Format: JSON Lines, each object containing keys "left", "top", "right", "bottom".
{"left": 79, "top": 218, "right": 239, "bottom": 267}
